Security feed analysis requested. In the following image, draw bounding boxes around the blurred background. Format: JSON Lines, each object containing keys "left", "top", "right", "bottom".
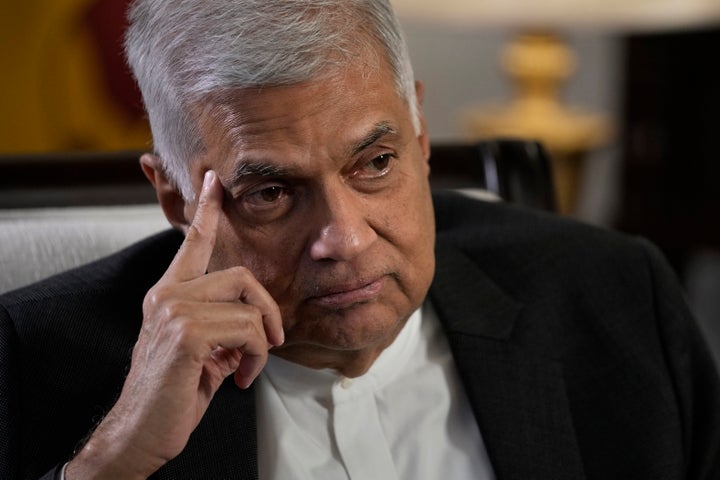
{"left": 1, "top": 0, "right": 719, "bottom": 363}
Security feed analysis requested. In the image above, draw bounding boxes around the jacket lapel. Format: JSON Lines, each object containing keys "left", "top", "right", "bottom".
{"left": 153, "top": 379, "right": 258, "bottom": 480}
{"left": 430, "top": 238, "right": 586, "bottom": 480}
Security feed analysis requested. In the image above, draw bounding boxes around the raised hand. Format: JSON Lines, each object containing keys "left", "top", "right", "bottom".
{"left": 66, "top": 170, "right": 284, "bottom": 479}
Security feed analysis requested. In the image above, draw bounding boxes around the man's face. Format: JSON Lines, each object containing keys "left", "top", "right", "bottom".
{"left": 185, "top": 60, "right": 435, "bottom": 375}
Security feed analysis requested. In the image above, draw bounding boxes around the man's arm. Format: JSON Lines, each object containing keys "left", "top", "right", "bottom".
{"left": 66, "top": 171, "right": 284, "bottom": 479}
{"left": 0, "top": 306, "right": 21, "bottom": 479}
{"left": 643, "top": 239, "right": 720, "bottom": 478}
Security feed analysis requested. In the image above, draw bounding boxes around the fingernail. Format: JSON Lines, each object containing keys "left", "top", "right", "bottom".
{"left": 202, "top": 170, "right": 216, "bottom": 193}
{"left": 203, "top": 170, "right": 215, "bottom": 188}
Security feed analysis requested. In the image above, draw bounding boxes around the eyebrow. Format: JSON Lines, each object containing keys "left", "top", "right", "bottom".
{"left": 349, "top": 121, "right": 398, "bottom": 156}
{"left": 228, "top": 160, "right": 295, "bottom": 188}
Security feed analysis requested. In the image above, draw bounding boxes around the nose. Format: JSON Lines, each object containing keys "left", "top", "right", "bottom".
{"left": 309, "top": 187, "right": 377, "bottom": 262}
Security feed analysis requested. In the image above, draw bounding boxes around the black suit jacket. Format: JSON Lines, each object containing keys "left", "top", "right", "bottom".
{"left": 2, "top": 193, "right": 719, "bottom": 479}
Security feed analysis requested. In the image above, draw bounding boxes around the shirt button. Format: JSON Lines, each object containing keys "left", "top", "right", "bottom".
{"left": 340, "top": 377, "right": 353, "bottom": 389}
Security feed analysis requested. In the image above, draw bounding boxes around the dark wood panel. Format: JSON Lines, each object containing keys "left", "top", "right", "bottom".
{"left": 0, "top": 150, "right": 154, "bottom": 207}
{"left": 618, "top": 27, "right": 720, "bottom": 271}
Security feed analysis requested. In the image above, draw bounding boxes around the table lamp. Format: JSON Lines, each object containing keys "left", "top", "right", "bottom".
{"left": 391, "top": 0, "right": 720, "bottom": 214}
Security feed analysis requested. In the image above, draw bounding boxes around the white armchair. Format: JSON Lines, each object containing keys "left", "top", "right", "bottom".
{"left": 0, "top": 204, "right": 169, "bottom": 294}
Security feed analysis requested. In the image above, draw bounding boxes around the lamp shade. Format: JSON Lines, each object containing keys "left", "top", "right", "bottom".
{"left": 391, "top": 0, "right": 720, "bottom": 32}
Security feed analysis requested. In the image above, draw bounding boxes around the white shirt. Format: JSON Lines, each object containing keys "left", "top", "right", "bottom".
{"left": 256, "top": 302, "right": 496, "bottom": 479}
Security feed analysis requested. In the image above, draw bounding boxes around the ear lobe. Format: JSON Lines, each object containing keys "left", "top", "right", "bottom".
{"left": 140, "top": 153, "right": 190, "bottom": 232}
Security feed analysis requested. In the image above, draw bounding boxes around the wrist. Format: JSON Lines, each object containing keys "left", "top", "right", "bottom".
{"left": 66, "top": 441, "right": 148, "bottom": 480}
{"left": 66, "top": 417, "right": 161, "bottom": 480}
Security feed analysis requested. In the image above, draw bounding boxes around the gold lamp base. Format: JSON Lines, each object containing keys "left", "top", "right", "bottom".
{"left": 465, "top": 33, "right": 611, "bottom": 215}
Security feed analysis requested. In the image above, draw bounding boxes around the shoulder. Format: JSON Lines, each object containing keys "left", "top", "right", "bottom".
{"left": 433, "top": 190, "right": 645, "bottom": 258}
{"left": 0, "top": 230, "right": 184, "bottom": 479}
{"left": 0, "top": 227, "right": 184, "bottom": 391}
{"left": 432, "top": 190, "right": 665, "bottom": 305}
{"left": 431, "top": 192, "right": 708, "bottom": 385}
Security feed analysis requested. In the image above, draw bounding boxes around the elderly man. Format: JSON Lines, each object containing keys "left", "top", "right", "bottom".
{"left": 1, "top": 0, "right": 719, "bottom": 479}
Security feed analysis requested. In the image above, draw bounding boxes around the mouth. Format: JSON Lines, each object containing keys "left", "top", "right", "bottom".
{"left": 307, "top": 276, "right": 386, "bottom": 310}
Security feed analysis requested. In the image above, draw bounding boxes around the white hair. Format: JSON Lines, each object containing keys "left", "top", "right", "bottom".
{"left": 125, "top": 0, "right": 419, "bottom": 199}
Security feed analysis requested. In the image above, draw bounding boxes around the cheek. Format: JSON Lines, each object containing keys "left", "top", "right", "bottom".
{"left": 391, "top": 176, "right": 434, "bottom": 250}
{"left": 207, "top": 220, "right": 304, "bottom": 292}
{"left": 376, "top": 178, "right": 435, "bottom": 290}
{"left": 405, "top": 193, "right": 436, "bottom": 285}
{"left": 211, "top": 223, "right": 277, "bottom": 276}
{"left": 404, "top": 195, "right": 436, "bottom": 307}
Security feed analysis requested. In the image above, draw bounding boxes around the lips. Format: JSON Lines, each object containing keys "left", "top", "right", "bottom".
{"left": 308, "top": 276, "right": 386, "bottom": 309}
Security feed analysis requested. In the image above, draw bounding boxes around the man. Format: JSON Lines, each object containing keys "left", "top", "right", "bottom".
{"left": 1, "top": 0, "right": 719, "bottom": 479}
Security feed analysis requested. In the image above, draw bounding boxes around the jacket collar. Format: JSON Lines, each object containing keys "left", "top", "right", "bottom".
{"left": 430, "top": 236, "right": 586, "bottom": 480}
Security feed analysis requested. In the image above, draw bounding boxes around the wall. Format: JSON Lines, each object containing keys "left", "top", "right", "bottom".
{"left": 402, "top": 25, "right": 624, "bottom": 225}
{"left": 0, "top": 0, "right": 149, "bottom": 154}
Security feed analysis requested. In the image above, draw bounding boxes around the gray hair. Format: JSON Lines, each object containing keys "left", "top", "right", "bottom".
{"left": 125, "top": 0, "right": 419, "bottom": 200}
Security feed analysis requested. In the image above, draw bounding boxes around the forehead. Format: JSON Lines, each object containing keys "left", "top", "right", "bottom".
{"left": 194, "top": 63, "right": 412, "bottom": 169}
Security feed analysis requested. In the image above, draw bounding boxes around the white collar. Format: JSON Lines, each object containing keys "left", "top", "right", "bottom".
{"left": 262, "top": 308, "right": 423, "bottom": 402}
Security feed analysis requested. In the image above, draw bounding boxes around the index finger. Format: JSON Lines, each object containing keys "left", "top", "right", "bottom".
{"left": 165, "top": 170, "right": 224, "bottom": 281}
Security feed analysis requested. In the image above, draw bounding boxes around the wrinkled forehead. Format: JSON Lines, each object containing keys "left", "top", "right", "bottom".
{"left": 191, "top": 58, "right": 407, "bottom": 158}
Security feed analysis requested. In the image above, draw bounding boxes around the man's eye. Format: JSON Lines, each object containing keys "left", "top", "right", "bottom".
{"left": 358, "top": 154, "right": 394, "bottom": 177}
{"left": 236, "top": 184, "right": 294, "bottom": 224}
{"left": 257, "top": 186, "right": 284, "bottom": 203}
{"left": 244, "top": 185, "right": 289, "bottom": 206}
{"left": 368, "top": 154, "right": 391, "bottom": 172}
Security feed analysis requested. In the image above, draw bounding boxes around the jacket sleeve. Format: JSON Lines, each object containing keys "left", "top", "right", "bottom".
{"left": 0, "top": 304, "right": 65, "bottom": 480}
{"left": 642, "top": 240, "right": 720, "bottom": 478}
{"left": 0, "top": 304, "right": 21, "bottom": 480}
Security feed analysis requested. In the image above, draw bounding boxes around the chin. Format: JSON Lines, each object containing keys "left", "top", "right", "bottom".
{"left": 281, "top": 300, "right": 413, "bottom": 352}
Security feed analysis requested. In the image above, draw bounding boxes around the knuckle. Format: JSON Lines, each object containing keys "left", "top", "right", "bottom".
{"left": 151, "top": 305, "right": 202, "bottom": 348}
{"left": 229, "top": 304, "right": 263, "bottom": 337}
{"left": 186, "top": 219, "right": 216, "bottom": 246}
{"left": 143, "top": 285, "right": 189, "bottom": 323}
{"left": 239, "top": 320, "right": 267, "bottom": 347}
{"left": 228, "top": 265, "right": 253, "bottom": 280}
{"left": 169, "top": 316, "right": 201, "bottom": 347}
{"left": 161, "top": 299, "right": 192, "bottom": 323}
{"left": 144, "top": 287, "right": 158, "bottom": 307}
{"left": 143, "top": 284, "right": 168, "bottom": 311}
{"left": 242, "top": 303, "right": 263, "bottom": 321}
{"left": 245, "top": 306, "right": 269, "bottom": 337}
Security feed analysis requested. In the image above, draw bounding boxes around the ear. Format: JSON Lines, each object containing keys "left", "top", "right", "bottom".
{"left": 414, "top": 80, "right": 431, "bottom": 162}
{"left": 140, "top": 153, "right": 191, "bottom": 233}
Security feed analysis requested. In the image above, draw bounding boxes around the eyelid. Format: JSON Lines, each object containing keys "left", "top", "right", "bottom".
{"left": 352, "top": 152, "right": 396, "bottom": 177}
{"left": 233, "top": 181, "right": 295, "bottom": 224}
{"left": 242, "top": 188, "right": 283, "bottom": 210}
{"left": 231, "top": 175, "right": 286, "bottom": 197}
